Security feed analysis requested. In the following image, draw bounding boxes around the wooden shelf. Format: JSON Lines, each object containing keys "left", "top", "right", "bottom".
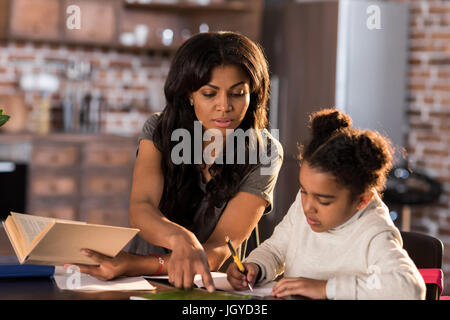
{"left": 4, "top": 37, "right": 178, "bottom": 55}
{"left": 123, "top": 1, "right": 252, "bottom": 13}
{"left": 0, "top": 132, "right": 138, "bottom": 143}
{"left": 1, "top": 0, "right": 262, "bottom": 53}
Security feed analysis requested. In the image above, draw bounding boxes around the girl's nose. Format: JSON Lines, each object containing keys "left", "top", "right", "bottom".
{"left": 303, "top": 197, "right": 317, "bottom": 214}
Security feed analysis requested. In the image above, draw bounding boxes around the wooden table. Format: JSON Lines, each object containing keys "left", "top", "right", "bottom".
{"left": 0, "top": 225, "right": 305, "bottom": 301}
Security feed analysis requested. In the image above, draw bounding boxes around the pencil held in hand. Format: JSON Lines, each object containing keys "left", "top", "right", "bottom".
{"left": 225, "top": 236, "right": 253, "bottom": 292}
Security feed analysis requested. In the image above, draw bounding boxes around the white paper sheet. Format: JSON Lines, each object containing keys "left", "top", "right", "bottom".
{"left": 193, "top": 272, "right": 275, "bottom": 297}
{"left": 53, "top": 266, "right": 156, "bottom": 291}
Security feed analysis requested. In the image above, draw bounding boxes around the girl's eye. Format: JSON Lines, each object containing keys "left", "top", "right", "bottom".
{"left": 202, "top": 92, "right": 216, "bottom": 98}
{"left": 319, "top": 202, "right": 331, "bottom": 206}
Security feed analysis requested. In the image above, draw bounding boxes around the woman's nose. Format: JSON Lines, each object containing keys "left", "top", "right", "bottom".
{"left": 216, "top": 93, "right": 232, "bottom": 112}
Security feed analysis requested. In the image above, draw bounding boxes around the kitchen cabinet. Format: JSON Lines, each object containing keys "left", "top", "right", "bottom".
{"left": 63, "top": 0, "right": 118, "bottom": 45}
{"left": 9, "top": 134, "right": 139, "bottom": 227}
{"left": 0, "top": 0, "right": 10, "bottom": 39}
{"left": 0, "top": 0, "right": 263, "bottom": 52}
{"left": 79, "top": 141, "right": 135, "bottom": 226}
{"left": 27, "top": 140, "right": 81, "bottom": 221}
{"left": 120, "top": 0, "right": 263, "bottom": 49}
{"left": 31, "top": 145, "right": 79, "bottom": 168}
{"left": 9, "top": 0, "right": 61, "bottom": 41}
{"left": 7, "top": 0, "right": 116, "bottom": 45}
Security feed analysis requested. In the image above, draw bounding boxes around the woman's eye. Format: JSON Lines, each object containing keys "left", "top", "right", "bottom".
{"left": 319, "top": 201, "right": 331, "bottom": 206}
{"left": 202, "top": 92, "right": 216, "bottom": 98}
{"left": 230, "top": 91, "right": 246, "bottom": 97}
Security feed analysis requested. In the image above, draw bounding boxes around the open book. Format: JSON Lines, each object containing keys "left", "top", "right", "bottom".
{"left": 2, "top": 212, "right": 139, "bottom": 266}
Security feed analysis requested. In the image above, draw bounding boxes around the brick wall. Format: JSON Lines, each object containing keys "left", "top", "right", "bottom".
{"left": 0, "top": 41, "right": 170, "bottom": 135}
{"left": 396, "top": 0, "right": 450, "bottom": 295}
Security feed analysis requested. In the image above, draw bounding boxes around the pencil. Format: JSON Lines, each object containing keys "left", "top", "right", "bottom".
{"left": 225, "top": 236, "right": 253, "bottom": 292}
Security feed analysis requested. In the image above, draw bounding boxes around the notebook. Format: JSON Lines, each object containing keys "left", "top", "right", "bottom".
{"left": 0, "top": 256, "right": 54, "bottom": 278}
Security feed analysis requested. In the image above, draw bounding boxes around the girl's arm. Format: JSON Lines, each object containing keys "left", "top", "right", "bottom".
{"left": 243, "top": 192, "right": 300, "bottom": 285}
{"left": 331, "top": 231, "right": 426, "bottom": 300}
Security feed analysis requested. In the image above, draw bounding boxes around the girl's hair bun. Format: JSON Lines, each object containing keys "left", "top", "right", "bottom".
{"left": 301, "top": 108, "right": 395, "bottom": 198}
{"left": 355, "top": 130, "right": 394, "bottom": 190}
{"left": 310, "top": 108, "right": 352, "bottom": 145}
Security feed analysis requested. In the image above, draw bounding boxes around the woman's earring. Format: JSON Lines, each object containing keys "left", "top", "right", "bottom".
{"left": 190, "top": 101, "right": 194, "bottom": 107}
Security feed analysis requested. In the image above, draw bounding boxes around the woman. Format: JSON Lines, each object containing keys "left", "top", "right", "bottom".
{"left": 71, "top": 31, "right": 283, "bottom": 291}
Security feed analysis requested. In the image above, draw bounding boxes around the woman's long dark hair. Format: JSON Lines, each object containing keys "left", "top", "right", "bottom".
{"left": 152, "top": 32, "right": 270, "bottom": 227}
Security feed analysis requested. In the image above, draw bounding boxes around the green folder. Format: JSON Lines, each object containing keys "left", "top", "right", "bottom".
{"left": 131, "top": 288, "right": 252, "bottom": 300}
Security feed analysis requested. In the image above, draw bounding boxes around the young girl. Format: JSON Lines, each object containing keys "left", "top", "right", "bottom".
{"left": 226, "top": 108, "right": 426, "bottom": 300}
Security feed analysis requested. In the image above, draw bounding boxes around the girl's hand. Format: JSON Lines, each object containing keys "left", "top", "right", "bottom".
{"left": 271, "top": 277, "right": 328, "bottom": 300}
{"left": 167, "top": 234, "right": 215, "bottom": 292}
{"left": 66, "top": 249, "right": 137, "bottom": 281}
{"left": 226, "top": 262, "right": 260, "bottom": 290}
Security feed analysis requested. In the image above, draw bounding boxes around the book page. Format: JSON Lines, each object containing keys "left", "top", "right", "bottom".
{"left": 52, "top": 217, "right": 86, "bottom": 225}
{"left": 11, "top": 212, "right": 53, "bottom": 249}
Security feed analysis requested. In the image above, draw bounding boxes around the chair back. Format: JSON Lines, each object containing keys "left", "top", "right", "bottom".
{"left": 401, "top": 231, "right": 444, "bottom": 300}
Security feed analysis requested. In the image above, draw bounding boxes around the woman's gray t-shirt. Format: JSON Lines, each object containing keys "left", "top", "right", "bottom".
{"left": 127, "top": 112, "right": 283, "bottom": 256}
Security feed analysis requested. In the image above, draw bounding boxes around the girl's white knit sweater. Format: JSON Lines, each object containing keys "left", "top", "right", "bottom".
{"left": 245, "top": 190, "right": 426, "bottom": 300}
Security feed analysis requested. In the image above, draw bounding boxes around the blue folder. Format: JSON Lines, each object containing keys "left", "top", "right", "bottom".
{"left": 0, "top": 256, "right": 55, "bottom": 278}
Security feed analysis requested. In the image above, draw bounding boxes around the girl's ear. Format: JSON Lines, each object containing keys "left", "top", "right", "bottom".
{"left": 356, "top": 191, "right": 374, "bottom": 211}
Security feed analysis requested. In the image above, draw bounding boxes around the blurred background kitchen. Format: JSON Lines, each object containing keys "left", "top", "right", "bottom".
{"left": 0, "top": 0, "right": 449, "bottom": 295}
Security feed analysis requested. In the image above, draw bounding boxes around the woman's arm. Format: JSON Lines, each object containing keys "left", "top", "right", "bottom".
{"left": 129, "top": 139, "right": 193, "bottom": 249}
{"left": 69, "top": 177, "right": 267, "bottom": 289}
{"left": 128, "top": 139, "right": 214, "bottom": 291}
{"left": 148, "top": 191, "right": 267, "bottom": 288}
{"left": 74, "top": 141, "right": 272, "bottom": 289}
{"left": 201, "top": 191, "right": 267, "bottom": 270}
{"left": 72, "top": 189, "right": 265, "bottom": 285}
